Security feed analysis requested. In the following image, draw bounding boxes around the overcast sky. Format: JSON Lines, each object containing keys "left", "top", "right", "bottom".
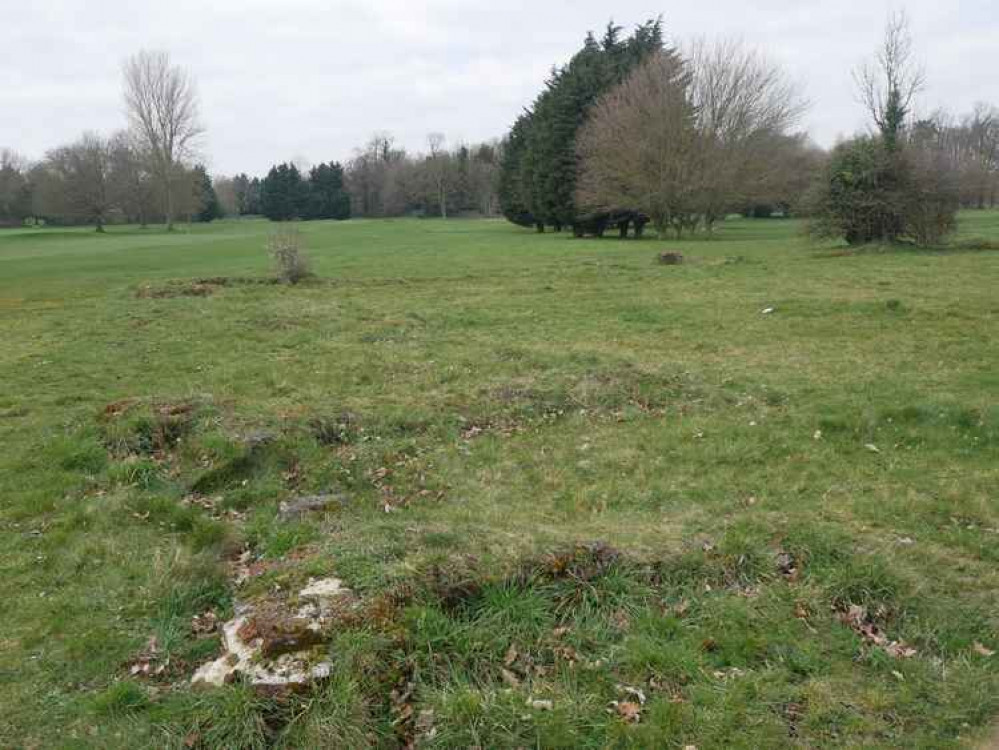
{"left": 3, "top": 0, "right": 997, "bottom": 176}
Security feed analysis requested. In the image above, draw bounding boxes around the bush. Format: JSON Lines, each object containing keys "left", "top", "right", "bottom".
{"left": 267, "top": 227, "right": 312, "bottom": 284}
{"left": 806, "top": 135, "right": 958, "bottom": 247}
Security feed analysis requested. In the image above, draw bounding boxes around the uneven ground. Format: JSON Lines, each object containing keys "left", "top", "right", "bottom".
{"left": 0, "top": 215, "right": 997, "bottom": 749}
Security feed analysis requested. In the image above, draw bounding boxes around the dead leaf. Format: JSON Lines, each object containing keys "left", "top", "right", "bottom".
{"left": 526, "top": 698, "right": 553, "bottom": 711}
{"left": 191, "top": 611, "right": 218, "bottom": 636}
{"left": 500, "top": 668, "right": 521, "bottom": 688}
{"left": 504, "top": 643, "right": 519, "bottom": 667}
{"left": 973, "top": 642, "right": 995, "bottom": 657}
{"left": 885, "top": 641, "right": 917, "bottom": 659}
{"left": 611, "top": 701, "right": 642, "bottom": 723}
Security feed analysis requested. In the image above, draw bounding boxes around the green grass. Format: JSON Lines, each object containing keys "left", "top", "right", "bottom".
{"left": 1, "top": 214, "right": 997, "bottom": 748}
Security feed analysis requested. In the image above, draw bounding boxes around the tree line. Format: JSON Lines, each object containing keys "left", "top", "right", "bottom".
{"left": 1, "top": 17, "right": 997, "bottom": 241}
{"left": 229, "top": 133, "right": 502, "bottom": 223}
{"left": 0, "top": 131, "right": 502, "bottom": 228}
{"left": 0, "top": 51, "right": 218, "bottom": 230}
{"left": 498, "top": 14, "right": 997, "bottom": 246}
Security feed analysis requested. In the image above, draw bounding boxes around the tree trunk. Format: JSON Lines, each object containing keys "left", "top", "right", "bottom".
{"left": 165, "top": 172, "right": 175, "bottom": 231}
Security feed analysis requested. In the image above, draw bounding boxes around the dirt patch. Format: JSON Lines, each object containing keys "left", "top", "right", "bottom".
{"left": 135, "top": 276, "right": 280, "bottom": 299}
{"left": 136, "top": 281, "right": 218, "bottom": 299}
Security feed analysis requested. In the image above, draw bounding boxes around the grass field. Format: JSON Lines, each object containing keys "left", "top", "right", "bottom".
{"left": 1, "top": 214, "right": 998, "bottom": 749}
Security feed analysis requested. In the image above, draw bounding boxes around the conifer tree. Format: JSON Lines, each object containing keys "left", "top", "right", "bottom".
{"left": 498, "top": 18, "right": 665, "bottom": 233}
{"left": 193, "top": 165, "right": 222, "bottom": 222}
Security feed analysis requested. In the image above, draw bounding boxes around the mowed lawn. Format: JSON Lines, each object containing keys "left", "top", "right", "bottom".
{"left": 1, "top": 215, "right": 997, "bottom": 749}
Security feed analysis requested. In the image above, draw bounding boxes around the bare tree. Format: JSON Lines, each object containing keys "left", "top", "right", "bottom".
{"left": 687, "top": 39, "right": 808, "bottom": 230}
{"left": 426, "top": 132, "right": 449, "bottom": 219}
{"left": 36, "top": 133, "right": 114, "bottom": 231}
{"left": 576, "top": 51, "right": 697, "bottom": 237}
{"left": 0, "top": 149, "right": 32, "bottom": 226}
{"left": 213, "top": 175, "right": 238, "bottom": 217}
{"left": 108, "top": 130, "right": 156, "bottom": 227}
{"left": 577, "top": 42, "right": 805, "bottom": 237}
{"left": 122, "top": 50, "right": 202, "bottom": 230}
{"left": 854, "top": 12, "right": 925, "bottom": 151}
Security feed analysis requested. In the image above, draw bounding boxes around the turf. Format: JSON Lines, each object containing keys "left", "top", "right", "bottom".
{"left": 1, "top": 214, "right": 997, "bottom": 748}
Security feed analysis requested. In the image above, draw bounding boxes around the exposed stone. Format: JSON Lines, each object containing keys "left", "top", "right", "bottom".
{"left": 300, "top": 576, "right": 348, "bottom": 601}
{"left": 192, "top": 610, "right": 333, "bottom": 694}
{"left": 658, "top": 252, "right": 684, "bottom": 265}
{"left": 252, "top": 611, "right": 327, "bottom": 657}
{"left": 278, "top": 493, "right": 345, "bottom": 521}
{"left": 244, "top": 430, "right": 278, "bottom": 448}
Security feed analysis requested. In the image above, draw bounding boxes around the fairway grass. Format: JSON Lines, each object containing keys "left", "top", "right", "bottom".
{"left": 1, "top": 215, "right": 997, "bottom": 748}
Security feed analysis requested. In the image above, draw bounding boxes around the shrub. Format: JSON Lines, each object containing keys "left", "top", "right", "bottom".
{"left": 267, "top": 227, "right": 312, "bottom": 284}
{"left": 806, "top": 135, "right": 958, "bottom": 247}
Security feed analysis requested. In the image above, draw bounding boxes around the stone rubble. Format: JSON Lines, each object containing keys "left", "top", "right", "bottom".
{"left": 192, "top": 577, "right": 350, "bottom": 694}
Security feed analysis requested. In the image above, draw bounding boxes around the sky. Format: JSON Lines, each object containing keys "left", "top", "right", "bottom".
{"left": 3, "top": 0, "right": 998, "bottom": 176}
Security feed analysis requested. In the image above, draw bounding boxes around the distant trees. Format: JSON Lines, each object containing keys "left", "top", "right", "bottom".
{"left": 809, "top": 13, "right": 959, "bottom": 246}
{"left": 426, "top": 133, "right": 450, "bottom": 219}
{"left": 193, "top": 165, "right": 222, "bottom": 222}
{"left": 122, "top": 50, "right": 203, "bottom": 231}
{"left": 336, "top": 133, "right": 499, "bottom": 219}
{"left": 575, "top": 41, "right": 808, "bottom": 238}
{"left": 305, "top": 162, "right": 350, "bottom": 220}
{"left": 925, "top": 105, "right": 999, "bottom": 209}
{"left": 259, "top": 161, "right": 350, "bottom": 221}
{"left": 33, "top": 133, "right": 115, "bottom": 231}
{"left": 108, "top": 131, "right": 157, "bottom": 227}
{"left": 231, "top": 174, "right": 262, "bottom": 216}
{"left": 0, "top": 149, "right": 32, "bottom": 227}
{"left": 261, "top": 163, "right": 306, "bottom": 221}
{"left": 12, "top": 130, "right": 219, "bottom": 230}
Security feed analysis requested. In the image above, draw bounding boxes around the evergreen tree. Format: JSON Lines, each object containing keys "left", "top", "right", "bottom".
{"left": 498, "top": 114, "right": 536, "bottom": 227}
{"left": 498, "top": 18, "right": 665, "bottom": 233}
{"left": 305, "top": 161, "right": 351, "bottom": 220}
{"left": 260, "top": 163, "right": 306, "bottom": 221}
{"left": 193, "top": 165, "right": 222, "bottom": 222}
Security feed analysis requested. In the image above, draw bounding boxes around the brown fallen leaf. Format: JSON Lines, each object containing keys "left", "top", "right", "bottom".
{"left": 500, "top": 668, "right": 521, "bottom": 688}
{"left": 973, "top": 641, "right": 995, "bottom": 657}
{"left": 504, "top": 643, "right": 519, "bottom": 667}
{"left": 611, "top": 701, "right": 642, "bottom": 723}
{"left": 526, "top": 698, "right": 553, "bottom": 711}
{"left": 191, "top": 611, "right": 218, "bottom": 637}
{"left": 885, "top": 641, "right": 917, "bottom": 659}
